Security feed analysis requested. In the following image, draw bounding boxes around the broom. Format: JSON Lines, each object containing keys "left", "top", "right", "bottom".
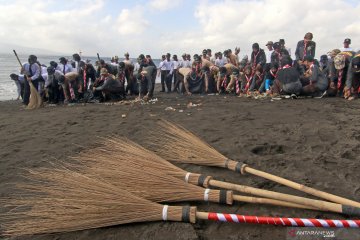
{"left": 13, "top": 50, "right": 42, "bottom": 109}
{"left": 71, "top": 152, "right": 233, "bottom": 205}
{"left": 1, "top": 167, "right": 359, "bottom": 237}
{"left": 75, "top": 137, "right": 360, "bottom": 216}
{"left": 146, "top": 120, "right": 360, "bottom": 209}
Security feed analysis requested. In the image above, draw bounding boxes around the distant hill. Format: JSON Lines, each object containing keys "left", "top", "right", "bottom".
{"left": 0, "top": 42, "right": 67, "bottom": 56}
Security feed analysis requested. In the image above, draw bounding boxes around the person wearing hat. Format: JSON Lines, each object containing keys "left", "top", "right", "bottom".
{"left": 250, "top": 43, "right": 266, "bottom": 71}
{"left": 341, "top": 38, "right": 353, "bottom": 52}
{"left": 295, "top": 32, "right": 316, "bottom": 63}
{"left": 20, "top": 55, "right": 42, "bottom": 105}
{"left": 59, "top": 57, "right": 73, "bottom": 75}
{"left": 271, "top": 42, "right": 290, "bottom": 67}
{"left": 344, "top": 54, "right": 360, "bottom": 100}
{"left": 300, "top": 55, "right": 328, "bottom": 97}
{"left": 329, "top": 51, "right": 354, "bottom": 97}
{"left": 265, "top": 41, "right": 274, "bottom": 64}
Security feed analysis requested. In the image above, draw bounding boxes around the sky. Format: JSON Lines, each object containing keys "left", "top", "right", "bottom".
{"left": 0, "top": 0, "right": 359, "bottom": 59}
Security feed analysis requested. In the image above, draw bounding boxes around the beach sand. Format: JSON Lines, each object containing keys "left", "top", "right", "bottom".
{"left": 1, "top": 87, "right": 360, "bottom": 239}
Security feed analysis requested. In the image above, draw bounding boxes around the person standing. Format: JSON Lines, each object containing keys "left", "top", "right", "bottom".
{"left": 250, "top": 43, "right": 266, "bottom": 72}
{"left": 163, "top": 53, "right": 174, "bottom": 92}
{"left": 279, "top": 39, "right": 291, "bottom": 57}
{"left": 21, "top": 55, "right": 42, "bottom": 105}
{"left": 172, "top": 55, "right": 180, "bottom": 92}
{"left": 59, "top": 57, "right": 73, "bottom": 74}
{"left": 157, "top": 55, "right": 166, "bottom": 92}
{"left": 340, "top": 38, "right": 353, "bottom": 52}
{"left": 265, "top": 41, "right": 274, "bottom": 65}
{"left": 295, "top": 32, "right": 316, "bottom": 62}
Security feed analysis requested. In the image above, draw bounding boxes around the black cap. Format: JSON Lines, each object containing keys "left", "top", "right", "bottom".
{"left": 279, "top": 39, "right": 285, "bottom": 44}
{"left": 252, "top": 43, "right": 259, "bottom": 50}
{"left": 344, "top": 38, "right": 351, "bottom": 44}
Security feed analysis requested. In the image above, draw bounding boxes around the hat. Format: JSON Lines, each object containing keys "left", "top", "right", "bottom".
{"left": 334, "top": 54, "right": 346, "bottom": 70}
{"left": 124, "top": 52, "right": 129, "bottom": 56}
{"left": 266, "top": 41, "right": 273, "bottom": 46}
{"left": 252, "top": 43, "right": 260, "bottom": 50}
{"left": 328, "top": 49, "right": 341, "bottom": 58}
{"left": 100, "top": 68, "right": 108, "bottom": 75}
{"left": 344, "top": 38, "right": 351, "bottom": 44}
{"left": 279, "top": 39, "right": 285, "bottom": 44}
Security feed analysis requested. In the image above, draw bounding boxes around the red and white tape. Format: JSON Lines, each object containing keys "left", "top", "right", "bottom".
{"left": 207, "top": 213, "right": 360, "bottom": 228}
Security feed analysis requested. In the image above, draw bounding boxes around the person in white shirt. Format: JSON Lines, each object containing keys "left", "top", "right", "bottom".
{"left": 59, "top": 57, "right": 73, "bottom": 74}
{"left": 21, "top": 55, "right": 42, "bottom": 105}
{"left": 124, "top": 52, "right": 133, "bottom": 65}
{"left": 215, "top": 52, "right": 227, "bottom": 67}
{"left": 340, "top": 38, "right": 353, "bottom": 52}
{"left": 180, "top": 54, "right": 192, "bottom": 68}
{"left": 265, "top": 41, "right": 274, "bottom": 64}
{"left": 207, "top": 49, "right": 216, "bottom": 64}
{"left": 157, "top": 55, "right": 166, "bottom": 92}
{"left": 172, "top": 55, "right": 180, "bottom": 92}
{"left": 163, "top": 53, "right": 174, "bottom": 92}
{"left": 10, "top": 73, "right": 25, "bottom": 100}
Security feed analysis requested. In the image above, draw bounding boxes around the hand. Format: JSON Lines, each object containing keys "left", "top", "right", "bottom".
{"left": 26, "top": 76, "right": 32, "bottom": 82}
{"left": 93, "top": 87, "right": 96, "bottom": 91}
{"left": 186, "top": 91, "right": 192, "bottom": 96}
{"left": 330, "top": 82, "right": 335, "bottom": 89}
{"left": 143, "top": 94, "right": 149, "bottom": 101}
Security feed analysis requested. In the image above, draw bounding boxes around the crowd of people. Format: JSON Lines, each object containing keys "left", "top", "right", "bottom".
{"left": 10, "top": 32, "right": 360, "bottom": 106}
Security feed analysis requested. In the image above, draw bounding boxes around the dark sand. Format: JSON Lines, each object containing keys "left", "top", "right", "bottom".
{"left": 1, "top": 88, "right": 360, "bottom": 239}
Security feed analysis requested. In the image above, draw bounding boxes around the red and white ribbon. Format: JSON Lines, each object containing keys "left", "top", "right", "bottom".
{"left": 206, "top": 212, "right": 360, "bottom": 228}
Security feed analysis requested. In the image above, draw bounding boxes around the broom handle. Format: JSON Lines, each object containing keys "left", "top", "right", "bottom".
{"left": 233, "top": 195, "right": 317, "bottom": 210}
{"left": 209, "top": 180, "right": 360, "bottom": 216}
{"left": 196, "top": 211, "right": 360, "bottom": 228}
{"left": 243, "top": 166, "right": 360, "bottom": 208}
{"left": 13, "top": 50, "right": 29, "bottom": 79}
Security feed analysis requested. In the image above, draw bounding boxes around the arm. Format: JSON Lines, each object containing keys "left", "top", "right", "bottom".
{"left": 295, "top": 41, "right": 301, "bottom": 61}
{"left": 30, "top": 64, "right": 41, "bottom": 81}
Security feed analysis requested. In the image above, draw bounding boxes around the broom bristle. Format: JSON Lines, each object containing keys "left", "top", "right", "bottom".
{"left": 26, "top": 82, "right": 42, "bottom": 110}
{"left": 0, "top": 167, "right": 185, "bottom": 236}
{"left": 146, "top": 120, "right": 228, "bottom": 167}
{"left": 72, "top": 143, "right": 230, "bottom": 204}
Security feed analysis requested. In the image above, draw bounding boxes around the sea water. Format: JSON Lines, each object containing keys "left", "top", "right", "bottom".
{"left": 0, "top": 53, "right": 161, "bottom": 101}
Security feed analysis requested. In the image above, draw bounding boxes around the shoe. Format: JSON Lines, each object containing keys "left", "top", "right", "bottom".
{"left": 290, "top": 94, "right": 297, "bottom": 99}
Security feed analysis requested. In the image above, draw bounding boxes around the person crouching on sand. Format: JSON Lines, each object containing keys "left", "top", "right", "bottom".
{"left": 344, "top": 54, "right": 360, "bottom": 100}
{"left": 264, "top": 63, "right": 279, "bottom": 95}
{"left": 10, "top": 73, "right": 25, "bottom": 100}
{"left": 300, "top": 55, "right": 328, "bottom": 97}
{"left": 93, "top": 68, "right": 124, "bottom": 102}
{"left": 272, "top": 56, "right": 302, "bottom": 98}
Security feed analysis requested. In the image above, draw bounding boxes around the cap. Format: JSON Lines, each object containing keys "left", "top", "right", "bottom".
{"left": 100, "top": 68, "right": 109, "bottom": 75}
{"left": 124, "top": 52, "right": 129, "bottom": 56}
{"left": 266, "top": 41, "right": 273, "bottom": 46}
{"left": 328, "top": 49, "right": 341, "bottom": 58}
{"left": 344, "top": 38, "right": 351, "bottom": 44}
{"left": 334, "top": 54, "right": 346, "bottom": 70}
{"left": 279, "top": 39, "right": 285, "bottom": 44}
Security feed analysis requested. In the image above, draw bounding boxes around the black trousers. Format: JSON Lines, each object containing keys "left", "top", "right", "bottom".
{"left": 165, "top": 72, "right": 173, "bottom": 92}
{"left": 160, "top": 70, "right": 169, "bottom": 92}
{"left": 23, "top": 79, "right": 39, "bottom": 105}
{"left": 47, "top": 80, "right": 60, "bottom": 104}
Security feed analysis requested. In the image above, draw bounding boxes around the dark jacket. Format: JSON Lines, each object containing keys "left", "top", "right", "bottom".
{"left": 295, "top": 40, "right": 316, "bottom": 61}
{"left": 277, "top": 67, "right": 302, "bottom": 94}
{"left": 251, "top": 49, "right": 266, "bottom": 68}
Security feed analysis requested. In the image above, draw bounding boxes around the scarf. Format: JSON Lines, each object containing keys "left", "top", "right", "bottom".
{"left": 244, "top": 74, "right": 252, "bottom": 92}
{"left": 337, "top": 69, "right": 344, "bottom": 89}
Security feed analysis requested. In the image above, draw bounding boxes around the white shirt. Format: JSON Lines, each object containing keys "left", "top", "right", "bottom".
{"left": 163, "top": 60, "right": 174, "bottom": 74}
{"left": 173, "top": 60, "right": 180, "bottom": 70}
{"left": 158, "top": 61, "right": 166, "bottom": 71}
{"left": 60, "top": 63, "right": 73, "bottom": 74}
{"left": 133, "top": 62, "right": 140, "bottom": 73}
{"left": 22, "top": 62, "right": 41, "bottom": 81}
{"left": 123, "top": 59, "right": 133, "bottom": 65}
{"left": 180, "top": 60, "right": 191, "bottom": 68}
{"left": 265, "top": 49, "right": 274, "bottom": 63}
{"left": 215, "top": 58, "right": 228, "bottom": 67}
{"left": 340, "top": 47, "right": 353, "bottom": 52}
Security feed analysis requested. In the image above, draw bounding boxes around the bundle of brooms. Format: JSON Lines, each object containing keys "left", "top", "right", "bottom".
{"left": 73, "top": 137, "right": 360, "bottom": 216}
{"left": 1, "top": 163, "right": 360, "bottom": 237}
{"left": 145, "top": 120, "right": 360, "bottom": 210}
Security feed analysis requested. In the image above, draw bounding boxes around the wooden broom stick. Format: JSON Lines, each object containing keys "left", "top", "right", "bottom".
{"left": 13, "top": 50, "right": 42, "bottom": 109}
{"left": 1, "top": 167, "right": 359, "bottom": 237}
{"left": 78, "top": 137, "right": 360, "bottom": 216}
{"left": 147, "top": 120, "right": 360, "bottom": 209}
